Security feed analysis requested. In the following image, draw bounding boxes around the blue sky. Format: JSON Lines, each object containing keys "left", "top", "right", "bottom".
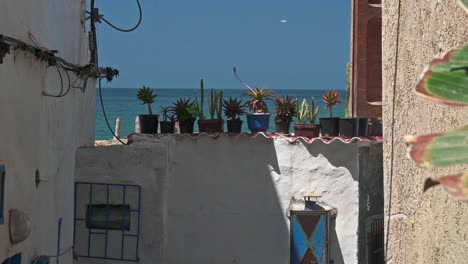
{"left": 96, "top": 0, "right": 351, "bottom": 90}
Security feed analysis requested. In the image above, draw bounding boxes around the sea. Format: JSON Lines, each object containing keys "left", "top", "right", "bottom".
{"left": 96, "top": 88, "right": 346, "bottom": 140}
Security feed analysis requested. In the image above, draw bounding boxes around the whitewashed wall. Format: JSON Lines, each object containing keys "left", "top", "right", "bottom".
{"left": 0, "top": 0, "right": 94, "bottom": 263}
{"left": 75, "top": 135, "right": 382, "bottom": 264}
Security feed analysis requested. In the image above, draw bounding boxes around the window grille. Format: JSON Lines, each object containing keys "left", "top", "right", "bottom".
{"left": 74, "top": 182, "right": 141, "bottom": 261}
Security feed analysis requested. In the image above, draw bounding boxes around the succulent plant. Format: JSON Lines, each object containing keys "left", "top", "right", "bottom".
{"left": 233, "top": 66, "right": 274, "bottom": 113}
{"left": 274, "top": 96, "right": 297, "bottom": 122}
{"left": 322, "top": 90, "right": 341, "bottom": 118}
{"left": 161, "top": 106, "right": 174, "bottom": 122}
{"left": 137, "top": 86, "right": 157, "bottom": 115}
{"left": 309, "top": 97, "right": 320, "bottom": 124}
{"left": 296, "top": 99, "right": 310, "bottom": 124}
{"left": 296, "top": 97, "right": 320, "bottom": 124}
{"left": 194, "top": 79, "right": 206, "bottom": 120}
{"left": 223, "top": 97, "right": 247, "bottom": 120}
{"left": 208, "top": 89, "right": 223, "bottom": 120}
{"left": 170, "top": 98, "right": 197, "bottom": 122}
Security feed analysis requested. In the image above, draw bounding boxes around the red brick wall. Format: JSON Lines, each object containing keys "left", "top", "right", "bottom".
{"left": 351, "top": 0, "right": 382, "bottom": 118}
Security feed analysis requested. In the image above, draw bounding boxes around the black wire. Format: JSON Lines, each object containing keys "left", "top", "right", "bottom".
{"left": 99, "top": 0, "right": 143, "bottom": 32}
{"left": 42, "top": 65, "right": 65, "bottom": 97}
{"left": 92, "top": 10, "right": 126, "bottom": 145}
{"left": 98, "top": 77, "right": 126, "bottom": 145}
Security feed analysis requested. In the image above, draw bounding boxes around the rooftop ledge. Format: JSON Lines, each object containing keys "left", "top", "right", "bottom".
{"left": 95, "top": 132, "right": 383, "bottom": 146}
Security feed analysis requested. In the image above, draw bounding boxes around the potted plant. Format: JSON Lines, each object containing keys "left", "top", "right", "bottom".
{"left": 223, "top": 97, "right": 247, "bottom": 133}
{"left": 160, "top": 106, "right": 175, "bottom": 134}
{"left": 196, "top": 79, "right": 224, "bottom": 133}
{"left": 137, "top": 86, "right": 159, "bottom": 134}
{"left": 294, "top": 97, "right": 320, "bottom": 138}
{"left": 233, "top": 67, "right": 273, "bottom": 133}
{"left": 319, "top": 90, "right": 341, "bottom": 137}
{"left": 171, "top": 98, "right": 197, "bottom": 134}
{"left": 274, "top": 96, "right": 297, "bottom": 134}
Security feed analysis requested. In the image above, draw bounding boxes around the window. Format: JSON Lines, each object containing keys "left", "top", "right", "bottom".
{"left": 2, "top": 253, "right": 21, "bottom": 264}
{"left": 86, "top": 204, "right": 131, "bottom": 230}
{"left": 0, "top": 163, "right": 5, "bottom": 224}
{"left": 74, "top": 182, "right": 141, "bottom": 261}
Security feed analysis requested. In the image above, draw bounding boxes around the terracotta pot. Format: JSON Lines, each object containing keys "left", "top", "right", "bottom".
{"left": 198, "top": 119, "right": 224, "bottom": 133}
{"left": 294, "top": 123, "right": 320, "bottom": 138}
{"left": 138, "top": 115, "right": 159, "bottom": 134}
{"left": 275, "top": 120, "right": 291, "bottom": 134}
{"left": 319, "top": 117, "right": 339, "bottom": 137}
{"left": 227, "top": 119, "right": 242, "bottom": 133}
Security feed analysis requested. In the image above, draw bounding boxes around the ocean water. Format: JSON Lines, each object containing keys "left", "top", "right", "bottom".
{"left": 96, "top": 88, "right": 346, "bottom": 140}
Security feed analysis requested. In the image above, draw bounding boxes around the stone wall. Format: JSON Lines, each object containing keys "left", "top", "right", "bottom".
{"left": 74, "top": 134, "right": 383, "bottom": 264}
{"left": 382, "top": 1, "right": 468, "bottom": 263}
{"left": 0, "top": 1, "right": 94, "bottom": 263}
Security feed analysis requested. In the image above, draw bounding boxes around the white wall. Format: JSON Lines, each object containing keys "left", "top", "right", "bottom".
{"left": 75, "top": 134, "right": 380, "bottom": 264}
{"left": 0, "top": 0, "right": 94, "bottom": 263}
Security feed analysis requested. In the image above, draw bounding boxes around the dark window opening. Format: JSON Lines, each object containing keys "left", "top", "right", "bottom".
{"left": 0, "top": 164, "right": 5, "bottom": 224}
{"left": 2, "top": 253, "right": 21, "bottom": 264}
{"left": 86, "top": 204, "right": 131, "bottom": 230}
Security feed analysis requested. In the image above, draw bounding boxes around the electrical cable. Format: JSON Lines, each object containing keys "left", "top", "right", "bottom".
{"left": 91, "top": 8, "right": 127, "bottom": 145}
{"left": 98, "top": 0, "right": 143, "bottom": 32}
{"left": 32, "top": 246, "right": 74, "bottom": 264}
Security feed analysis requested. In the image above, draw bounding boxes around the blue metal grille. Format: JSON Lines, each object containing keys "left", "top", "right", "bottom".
{"left": 290, "top": 211, "right": 329, "bottom": 264}
{"left": 74, "top": 182, "right": 141, "bottom": 262}
{"left": 2, "top": 253, "right": 21, "bottom": 264}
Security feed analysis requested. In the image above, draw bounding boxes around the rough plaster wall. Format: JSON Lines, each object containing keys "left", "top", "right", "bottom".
{"left": 74, "top": 145, "right": 168, "bottom": 264}
{"left": 274, "top": 138, "right": 359, "bottom": 264}
{"left": 76, "top": 135, "right": 379, "bottom": 264}
{"left": 0, "top": 0, "right": 94, "bottom": 263}
{"left": 382, "top": 1, "right": 468, "bottom": 263}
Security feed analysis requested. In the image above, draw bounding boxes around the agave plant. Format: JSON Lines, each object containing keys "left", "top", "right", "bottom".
{"left": 405, "top": 40, "right": 468, "bottom": 201}
{"left": 233, "top": 67, "right": 274, "bottom": 113}
{"left": 274, "top": 96, "right": 297, "bottom": 122}
{"left": 322, "top": 90, "right": 341, "bottom": 118}
{"left": 137, "top": 86, "right": 157, "bottom": 115}
{"left": 223, "top": 97, "right": 247, "bottom": 120}
{"left": 171, "top": 98, "right": 197, "bottom": 122}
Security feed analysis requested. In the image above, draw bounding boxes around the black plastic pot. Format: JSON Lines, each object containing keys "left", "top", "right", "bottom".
{"left": 358, "top": 118, "right": 369, "bottom": 137}
{"left": 294, "top": 123, "right": 320, "bottom": 138}
{"left": 227, "top": 119, "right": 242, "bottom": 133}
{"left": 319, "top": 117, "right": 339, "bottom": 137}
{"left": 198, "top": 119, "right": 224, "bottom": 133}
{"left": 160, "top": 121, "right": 175, "bottom": 134}
{"left": 138, "top": 114, "right": 159, "bottom": 134}
{"left": 178, "top": 120, "right": 195, "bottom": 134}
{"left": 275, "top": 120, "right": 291, "bottom": 134}
{"left": 368, "top": 118, "right": 383, "bottom": 136}
{"left": 339, "top": 118, "right": 359, "bottom": 138}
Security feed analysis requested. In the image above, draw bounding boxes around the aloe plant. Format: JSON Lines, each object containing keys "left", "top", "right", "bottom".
{"left": 223, "top": 97, "right": 246, "bottom": 120}
{"left": 309, "top": 97, "right": 320, "bottom": 124}
{"left": 406, "top": 42, "right": 468, "bottom": 201}
{"left": 296, "top": 99, "right": 309, "bottom": 124}
{"left": 233, "top": 66, "right": 274, "bottom": 113}
{"left": 274, "top": 96, "right": 297, "bottom": 122}
{"left": 137, "top": 86, "right": 157, "bottom": 115}
{"left": 322, "top": 90, "right": 341, "bottom": 117}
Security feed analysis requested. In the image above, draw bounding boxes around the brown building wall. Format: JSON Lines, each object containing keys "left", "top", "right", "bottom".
{"left": 383, "top": 0, "right": 468, "bottom": 263}
{"left": 352, "top": 0, "right": 382, "bottom": 118}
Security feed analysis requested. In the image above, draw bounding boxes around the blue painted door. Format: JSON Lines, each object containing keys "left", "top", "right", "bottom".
{"left": 291, "top": 211, "right": 328, "bottom": 264}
